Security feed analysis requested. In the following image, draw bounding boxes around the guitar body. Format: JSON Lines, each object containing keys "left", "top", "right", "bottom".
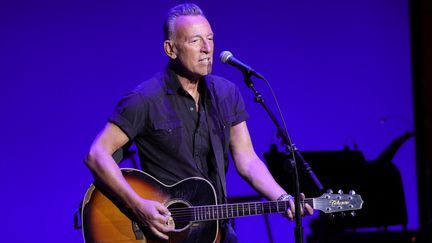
{"left": 82, "top": 168, "right": 219, "bottom": 243}
{"left": 82, "top": 168, "right": 364, "bottom": 242}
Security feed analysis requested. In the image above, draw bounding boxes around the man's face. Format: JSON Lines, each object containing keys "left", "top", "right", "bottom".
{"left": 172, "top": 15, "right": 214, "bottom": 78}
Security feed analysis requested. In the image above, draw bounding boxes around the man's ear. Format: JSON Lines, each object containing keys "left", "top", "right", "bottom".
{"left": 164, "top": 40, "right": 177, "bottom": 59}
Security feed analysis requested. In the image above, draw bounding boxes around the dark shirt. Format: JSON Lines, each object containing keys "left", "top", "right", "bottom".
{"left": 175, "top": 81, "right": 212, "bottom": 179}
{"left": 109, "top": 67, "right": 249, "bottom": 202}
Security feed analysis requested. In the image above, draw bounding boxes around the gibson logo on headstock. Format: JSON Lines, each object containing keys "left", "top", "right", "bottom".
{"left": 330, "top": 200, "right": 350, "bottom": 207}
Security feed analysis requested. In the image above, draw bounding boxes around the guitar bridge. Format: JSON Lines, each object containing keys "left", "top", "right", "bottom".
{"left": 132, "top": 221, "right": 144, "bottom": 240}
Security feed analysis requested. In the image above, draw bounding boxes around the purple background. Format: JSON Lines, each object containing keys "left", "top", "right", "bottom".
{"left": 0, "top": 0, "right": 415, "bottom": 242}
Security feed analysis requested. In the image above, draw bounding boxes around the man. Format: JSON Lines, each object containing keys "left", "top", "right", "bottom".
{"left": 85, "top": 3, "right": 313, "bottom": 242}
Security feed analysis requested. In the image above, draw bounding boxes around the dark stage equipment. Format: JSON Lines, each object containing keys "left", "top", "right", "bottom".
{"left": 264, "top": 132, "right": 415, "bottom": 242}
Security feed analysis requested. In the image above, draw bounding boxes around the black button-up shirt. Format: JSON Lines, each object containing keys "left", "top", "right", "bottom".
{"left": 109, "top": 67, "right": 249, "bottom": 202}
{"left": 174, "top": 80, "right": 212, "bottom": 180}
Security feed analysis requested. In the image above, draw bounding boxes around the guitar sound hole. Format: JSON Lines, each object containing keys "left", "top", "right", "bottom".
{"left": 167, "top": 200, "right": 193, "bottom": 231}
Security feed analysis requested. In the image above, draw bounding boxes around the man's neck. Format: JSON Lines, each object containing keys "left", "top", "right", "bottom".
{"left": 169, "top": 61, "right": 202, "bottom": 103}
{"left": 178, "top": 75, "right": 200, "bottom": 104}
{"left": 169, "top": 60, "right": 201, "bottom": 82}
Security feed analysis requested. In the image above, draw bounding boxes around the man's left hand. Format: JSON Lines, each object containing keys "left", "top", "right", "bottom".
{"left": 285, "top": 193, "right": 314, "bottom": 220}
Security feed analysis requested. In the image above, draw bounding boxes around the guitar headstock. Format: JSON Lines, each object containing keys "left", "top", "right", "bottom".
{"left": 313, "top": 190, "right": 363, "bottom": 214}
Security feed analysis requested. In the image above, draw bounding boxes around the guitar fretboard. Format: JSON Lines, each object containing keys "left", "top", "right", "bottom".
{"left": 171, "top": 199, "right": 314, "bottom": 222}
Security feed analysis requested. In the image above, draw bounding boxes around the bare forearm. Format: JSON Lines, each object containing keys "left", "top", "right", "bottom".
{"left": 85, "top": 149, "right": 141, "bottom": 208}
{"left": 237, "top": 157, "right": 286, "bottom": 201}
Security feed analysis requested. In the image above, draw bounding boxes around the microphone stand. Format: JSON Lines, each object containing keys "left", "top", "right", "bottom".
{"left": 241, "top": 71, "right": 324, "bottom": 243}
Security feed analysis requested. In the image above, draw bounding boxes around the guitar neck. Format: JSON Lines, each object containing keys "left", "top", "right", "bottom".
{"left": 190, "top": 199, "right": 313, "bottom": 221}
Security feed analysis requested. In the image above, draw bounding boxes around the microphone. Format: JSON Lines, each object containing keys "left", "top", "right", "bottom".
{"left": 220, "top": 51, "right": 265, "bottom": 80}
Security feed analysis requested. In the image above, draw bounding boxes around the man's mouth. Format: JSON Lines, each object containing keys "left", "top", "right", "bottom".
{"left": 199, "top": 57, "right": 211, "bottom": 64}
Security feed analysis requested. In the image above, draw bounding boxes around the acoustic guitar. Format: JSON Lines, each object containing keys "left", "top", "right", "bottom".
{"left": 81, "top": 168, "right": 363, "bottom": 243}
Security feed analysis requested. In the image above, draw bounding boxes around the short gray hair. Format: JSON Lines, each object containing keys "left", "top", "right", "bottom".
{"left": 163, "top": 3, "right": 205, "bottom": 41}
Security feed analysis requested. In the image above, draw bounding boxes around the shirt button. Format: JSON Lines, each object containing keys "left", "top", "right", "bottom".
{"left": 190, "top": 107, "right": 194, "bottom": 111}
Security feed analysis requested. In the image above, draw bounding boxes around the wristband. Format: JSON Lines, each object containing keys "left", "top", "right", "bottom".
{"left": 277, "top": 193, "right": 294, "bottom": 201}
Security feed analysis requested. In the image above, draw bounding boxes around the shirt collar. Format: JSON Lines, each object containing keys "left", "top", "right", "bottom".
{"left": 165, "top": 67, "right": 182, "bottom": 95}
{"left": 164, "top": 66, "right": 211, "bottom": 101}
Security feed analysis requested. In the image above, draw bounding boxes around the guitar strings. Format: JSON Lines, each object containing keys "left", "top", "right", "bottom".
{"left": 168, "top": 196, "right": 358, "bottom": 222}
{"left": 167, "top": 199, "right": 312, "bottom": 214}
{"left": 166, "top": 200, "right": 313, "bottom": 222}
{"left": 167, "top": 199, "right": 313, "bottom": 214}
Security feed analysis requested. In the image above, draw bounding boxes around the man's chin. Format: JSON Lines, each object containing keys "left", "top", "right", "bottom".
{"left": 204, "top": 65, "right": 212, "bottom": 75}
{"left": 193, "top": 67, "right": 212, "bottom": 77}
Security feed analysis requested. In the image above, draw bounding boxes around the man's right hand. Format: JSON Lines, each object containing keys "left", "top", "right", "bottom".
{"left": 130, "top": 198, "right": 174, "bottom": 240}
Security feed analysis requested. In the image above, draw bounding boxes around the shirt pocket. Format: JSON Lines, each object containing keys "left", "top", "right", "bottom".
{"left": 151, "top": 120, "right": 183, "bottom": 153}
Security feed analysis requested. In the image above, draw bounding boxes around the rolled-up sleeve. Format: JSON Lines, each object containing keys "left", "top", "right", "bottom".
{"left": 108, "top": 91, "right": 147, "bottom": 140}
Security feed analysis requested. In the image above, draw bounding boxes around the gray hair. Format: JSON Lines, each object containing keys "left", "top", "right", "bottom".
{"left": 163, "top": 3, "right": 205, "bottom": 41}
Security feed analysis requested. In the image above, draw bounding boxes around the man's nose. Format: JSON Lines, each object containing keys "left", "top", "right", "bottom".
{"left": 201, "top": 40, "right": 212, "bottom": 53}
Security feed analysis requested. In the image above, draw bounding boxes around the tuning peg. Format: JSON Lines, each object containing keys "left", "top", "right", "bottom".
{"left": 328, "top": 214, "right": 335, "bottom": 220}
{"left": 349, "top": 190, "right": 356, "bottom": 195}
{"left": 339, "top": 212, "right": 346, "bottom": 218}
{"left": 351, "top": 211, "right": 356, "bottom": 217}
{"left": 338, "top": 189, "right": 344, "bottom": 194}
{"left": 326, "top": 189, "right": 333, "bottom": 194}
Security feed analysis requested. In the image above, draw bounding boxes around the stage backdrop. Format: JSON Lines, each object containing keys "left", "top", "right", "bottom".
{"left": 0, "top": 0, "right": 415, "bottom": 242}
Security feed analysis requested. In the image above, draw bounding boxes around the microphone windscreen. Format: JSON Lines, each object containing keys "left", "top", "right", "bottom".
{"left": 220, "top": 51, "right": 233, "bottom": 63}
